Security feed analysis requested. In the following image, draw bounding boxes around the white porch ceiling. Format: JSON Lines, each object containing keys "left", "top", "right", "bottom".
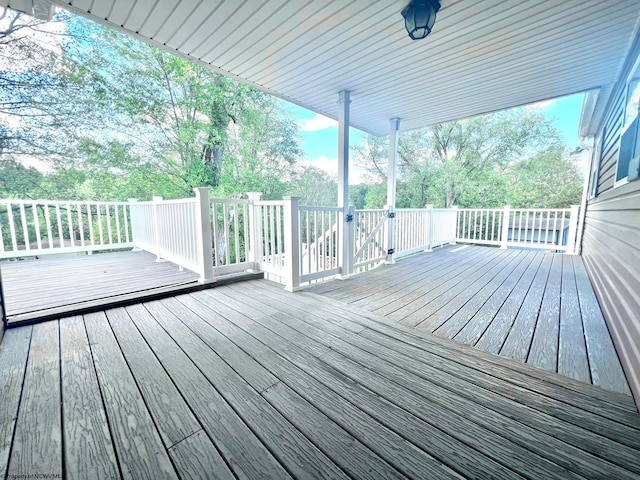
{"left": 4, "top": 0, "right": 640, "bottom": 136}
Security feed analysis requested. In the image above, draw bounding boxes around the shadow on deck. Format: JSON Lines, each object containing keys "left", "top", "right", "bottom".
{"left": 305, "top": 245, "right": 631, "bottom": 395}
{"left": 1, "top": 280, "right": 638, "bottom": 479}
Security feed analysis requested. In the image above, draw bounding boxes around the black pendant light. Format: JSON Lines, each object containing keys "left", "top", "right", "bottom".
{"left": 401, "top": 0, "right": 441, "bottom": 40}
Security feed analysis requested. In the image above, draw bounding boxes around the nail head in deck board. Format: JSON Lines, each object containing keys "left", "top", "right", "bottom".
{"left": 129, "top": 302, "right": 291, "bottom": 480}
{"left": 105, "top": 307, "right": 203, "bottom": 447}
{"left": 558, "top": 255, "right": 592, "bottom": 383}
{"left": 167, "top": 430, "right": 235, "bottom": 480}
{"left": 573, "top": 256, "right": 631, "bottom": 394}
{"left": 262, "top": 381, "right": 409, "bottom": 480}
{"left": 83, "top": 311, "right": 178, "bottom": 479}
{"left": 527, "top": 254, "right": 563, "bottom": 372}
{"left": 452, "top": 252, "right": 545, "bottom": 344}
{"left": 148, "top": 299, "right": 350, "bottom": 480}
{"left": 0, "top": 326, "right": 32, "bottom": 477}
{"left": 59, "top": 316, "right": 120, "bottom": 480}
{"left": 7, "top": 321, "right": 62, "bottom": 478}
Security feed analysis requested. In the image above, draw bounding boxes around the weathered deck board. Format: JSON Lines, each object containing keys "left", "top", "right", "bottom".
{"left": 229, "top": 283, "right": 640, "bottom": 455}
{"left": 200, "top": 285, "right": 640, "bottom": 479}
{"left": 298, "top": 283, "right": 638, "bottom": 415}
{"left": 154, "top": 299, "right": 349, "bottom": 480}
{"left": 130, "top": 301, "right": 289, "bottom": 480}
{"left": 527, "top": 254, "right": 563, "bottom": 371}
{"left": 2, "top": 274, "right": 639, "bottom": 479}
{"left": 573, "top": 256, "right": 631, "bottom": 394}
{"left": 0, "top": 327, "right": 31, "bottom": 478}
{"left": 307, "top": 246, "right": 630, "bottom": 395}
{"left": 7, "top": 322, "right": 62, "bottom": 479}
{"left": 83, "top": 311, "right": 177, "bottom": 479}
{"left": 452, "top": 253, "right": 544, "bottom": 344}
{"left": 558, "top": 255, "right": 591, "bottom": 383}
{"left": 59, "top": 316, "right": 120, "bottom": 480}
{"left": 1, "top": 250, "right": 199, "bottom": 319}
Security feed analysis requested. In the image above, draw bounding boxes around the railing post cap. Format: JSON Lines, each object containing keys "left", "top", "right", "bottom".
{"left": 152, "top": 196, "right": 163, "bottom": 201}
{"left": 283, "top": 196, "right": 301, "bottom": 200}
{"left": 127, "top": 198, "right": 138, "bottom": 203}
{"left": 246, "top": 192, "right": 263, "bottom": 200}
{"left": 425, "top": 204, "right": 434, "bottom": 209}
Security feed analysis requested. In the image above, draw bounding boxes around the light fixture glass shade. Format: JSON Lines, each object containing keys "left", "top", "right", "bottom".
{"left": 402, "top": 0, "right": 441, "bottom": 40}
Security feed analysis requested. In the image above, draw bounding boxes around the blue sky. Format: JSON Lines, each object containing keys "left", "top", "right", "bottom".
{"left": 289, "top": 93, "right": 585, "bottom": 183}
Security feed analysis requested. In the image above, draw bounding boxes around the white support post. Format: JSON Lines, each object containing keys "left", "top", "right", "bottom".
{"left": 500, "top": 205, "right": 511, "bottom": 249}
{"left": 246, "top": 192, "right": 263, "bottom": 271}
{"left": 127, "top": 198, "right": 139, "bottom": 251}
{"left": 386, "top": 117, "right": 400, "bottom": 264}
{"left": 152, "top": 195, "right": 162, "bottom": 260}
{"left": 450, "top": 205, "right": 458, "bottom": 245}
{"left": 566, "top": 204, "right": 580, "bottom": 255}
{"left": 193, "top": 187, "right": 214, "bottom": 282}
{"left": 337, "top": 90, "right": 352, "bottom": 278}
{"left": 425, "top": 204, "right": 434, "bottom": 251}
{"left": 283, "top": 196, "right": 301, "bottom": 291}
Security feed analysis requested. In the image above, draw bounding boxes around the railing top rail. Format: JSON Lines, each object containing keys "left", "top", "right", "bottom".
{"left": 456, "top": 207, "right": 504, "bottom": 212}
{"left": 355, "top": 209, "right": 386, "bottom": 213}
{"left": 133, "top": 198, "right": 197, "bottom": 206}
{"left": 0, "top": 199, "right": 131, "bottom": 206}
{"left": 255, "top": 200, "right": 286, "bottom": 206}
{"left": 300, "top": 206, "right": 342, "bottom": 212}
{"left": 210, "top": 198, "right": 251, "bottom": 205}
{"left": 510, "top": 208, "right": 571, "bottom": 212}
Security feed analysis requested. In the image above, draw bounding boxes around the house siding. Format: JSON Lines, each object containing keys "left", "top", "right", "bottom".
{"left": 583, "top": 31, "right": 640, "bottom": 407}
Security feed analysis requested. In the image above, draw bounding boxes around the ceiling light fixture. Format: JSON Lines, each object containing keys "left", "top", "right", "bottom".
{"left": 401, "top": 0, "right": 441, "bottom": 40}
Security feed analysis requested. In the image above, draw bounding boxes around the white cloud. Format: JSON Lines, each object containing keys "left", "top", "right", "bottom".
{"left": 298, "top": 114, "right": 338, "bottom": 132}
{"left": 300, "top": 156, "right": 371, "bottom": 184}
{"left": 524, "top": 99, "right": 558, "bottom": 111}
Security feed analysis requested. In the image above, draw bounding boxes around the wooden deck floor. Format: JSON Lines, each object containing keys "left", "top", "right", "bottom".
{"left": 1, "top": 279, "right": 639, "bottom": 479}
{"left": 306, "top": 245, "right": 631, "bottom": 395}
{"left": 1, "top": 250, "right": 200, "bottom": 323}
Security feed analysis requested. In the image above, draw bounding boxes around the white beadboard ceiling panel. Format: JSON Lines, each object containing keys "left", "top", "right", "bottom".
{"left": 3, "top": 0, "right": 640, "bottom": 137}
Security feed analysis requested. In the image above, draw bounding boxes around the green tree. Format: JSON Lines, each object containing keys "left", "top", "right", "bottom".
{"left": 506, "top": 146, "right": 583, "bottom": 208}
{"left": 354, "top": 109, "right": 566, "bottom": 208}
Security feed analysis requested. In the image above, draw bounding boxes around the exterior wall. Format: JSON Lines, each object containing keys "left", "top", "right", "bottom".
{"left": 582, "top": 33, "right": 640, "bottom": 407}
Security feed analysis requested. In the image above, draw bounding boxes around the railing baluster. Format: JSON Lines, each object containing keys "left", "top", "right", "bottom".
{"left": 8, "top": 202, "right": 18, "bottom": 251}
{"left": 105, "top": 204, "right": 112, "bottom": 244}
{"left": 115, "top": 204, "right": 122, "bottom": 244}
{"left": 32, "top": 202, "right": 42, "bottom": 251}
{"left": 19, "top": 203, "right": 30, "bottom": 251}
{"left": 77, "top": 203, "right": 85, "bottom": 247}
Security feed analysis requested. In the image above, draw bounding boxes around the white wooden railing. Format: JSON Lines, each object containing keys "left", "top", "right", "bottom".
{"left": 0, "top": 199, "right": 133, "bottom": 258}
{"left": 393, "top": 206, "right": 458, "bottom": 258}
{"left": 456, "top": 205, "right": 579, "bottom": 252}
{"left": 354, "top": 208, "right": 388, "bottom": 272}
{"left": 2, "top": 192, "right": 578, "bottom": 291}
{"left": 299, "top": 206, "right": 341, "bottom": 282}
{"left": 129, "top": 195, "right": 203, "bottom": 276}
